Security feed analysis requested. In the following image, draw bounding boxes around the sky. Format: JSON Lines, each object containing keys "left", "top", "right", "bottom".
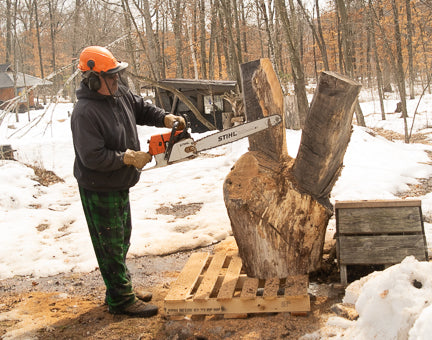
{"left": 2, "top": 88, "right": 432, "bottom": 338}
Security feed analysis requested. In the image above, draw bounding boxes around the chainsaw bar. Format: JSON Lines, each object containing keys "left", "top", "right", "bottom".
{"left": 194, "top": 114, "right": 282, "bottom": 153}
{"left": 142, "top": 114, "right": 282, "bottom": 171}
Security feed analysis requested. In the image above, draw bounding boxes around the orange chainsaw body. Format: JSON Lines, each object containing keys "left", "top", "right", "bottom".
{"left": 148, "top": 130, "right": 183, "bottom": 156}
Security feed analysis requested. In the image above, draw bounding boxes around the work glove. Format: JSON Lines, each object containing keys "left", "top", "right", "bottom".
{"left": 164, "top": 114, "right": 186, "bottom": 130}
{"left": 123, "top": 149, "right": 152, "bottom": 170}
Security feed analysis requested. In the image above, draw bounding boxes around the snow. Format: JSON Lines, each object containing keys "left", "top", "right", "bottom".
{"left": 2, "top": 90, "right": 432, "bottom": 338}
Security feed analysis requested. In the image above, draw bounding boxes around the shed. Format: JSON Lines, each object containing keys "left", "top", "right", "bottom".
{"left": 151, "top": 79, "right": 238, "bottom": 132}
{"left": 0, "top": 63, "right": 52, "bottom": 111}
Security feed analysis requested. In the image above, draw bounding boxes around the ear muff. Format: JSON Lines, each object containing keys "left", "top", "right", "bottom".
{"left": 85, "top": 60, "right": 101, "bottom": 91}
{"left": 87, "top": 72, "right": 101, "bottom": 91}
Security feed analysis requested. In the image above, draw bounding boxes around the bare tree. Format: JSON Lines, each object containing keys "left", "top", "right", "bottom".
{"left": 258, "top": 0, "right": 276, "bottom": 66}
{"left": 134, "top": 0, "right": 164, "bottom": 80}
{"left": 335, "top": 0, "right": 366, "bottom": 127}
{"left": 365, "top": 0, "right": 385, "bottom": 120}
{"left": 6, "top": 0, "right": 13, "bottom": 63}
{"left": 297, "top": 0, "right": 329, "bottom": 70}
{"left": 33, "top": 0, "right": 45, "bottom": 80}
{"left": 48, "top": 0, "right": 58, "bottom": 91}
{"left": 208, "top": 0, "right": 218, "bottom": 79}
{"left": 275, "top": 0, "right": 309, "bottom": 127}
{"left": 232, "top": 0, "right": 243, "bottom": 64}
{"left": 406, "top": 0, "right": 415, "bottom": 99}
{"left": 219, "top": 0, "right": 241, "bottom": 83}
{"left": 199, "top": 0, "right": 207, "bottom": 78}
{"left": 168, "top": 0, "right": 185, "bottom": 78}
{"left": 391, "top": 0, "right": 409, "bottom": 140}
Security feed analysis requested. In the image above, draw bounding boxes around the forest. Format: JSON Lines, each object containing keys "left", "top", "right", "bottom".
{"left": 1, "top": 0, "right": 432, "bottom": 138}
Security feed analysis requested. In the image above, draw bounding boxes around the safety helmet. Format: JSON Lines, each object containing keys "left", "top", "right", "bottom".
{"left": 78, "top": 46, "right": 128, "bottom": 74}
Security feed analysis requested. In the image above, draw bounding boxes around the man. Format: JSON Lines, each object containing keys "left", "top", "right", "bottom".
{"left": 71, "top": 46, "right": 185, "bottom": 317}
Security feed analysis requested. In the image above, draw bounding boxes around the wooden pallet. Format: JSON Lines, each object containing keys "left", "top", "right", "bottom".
{"left": 164, "top": 253, "right": 310, "bottom": 317}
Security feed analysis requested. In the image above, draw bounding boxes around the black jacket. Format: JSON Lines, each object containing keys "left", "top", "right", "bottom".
{"left": 71, "top": 82, "right": 166, "bottom": 191}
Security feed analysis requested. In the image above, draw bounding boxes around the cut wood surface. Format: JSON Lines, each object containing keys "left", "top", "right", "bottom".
{"left": 224, "top": 59, "right": 361, "bottom": 278}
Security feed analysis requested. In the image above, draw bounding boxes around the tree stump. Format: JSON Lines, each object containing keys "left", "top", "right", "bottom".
{"left": 223, "top": 59, "right": 361, "bottom": 278}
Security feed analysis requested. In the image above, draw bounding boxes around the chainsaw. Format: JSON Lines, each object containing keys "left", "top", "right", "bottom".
{"left": 143, "top": 114, "right": 282, "bottom": 171}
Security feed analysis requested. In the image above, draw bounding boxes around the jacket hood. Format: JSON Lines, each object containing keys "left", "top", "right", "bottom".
{"left": 76, "top": 81, "right": 108, "bottom": 101}
{"left": 76, "top": 81, "right": 130, "bottom": 101}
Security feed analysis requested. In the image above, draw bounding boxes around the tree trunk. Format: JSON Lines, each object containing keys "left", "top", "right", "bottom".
{"left": 219, "top": 0, "right": 241, "bottom": 84}
{"left": 208, "top": 0, "right": 217, "bottom": 79}
{"left": 48, "top": 0, "right": 58, "bottom": 91}
{"left": 335, "top": 0, "right": 366, "bottom": 127}
{"left": 391, "top": 0, "right": 409, "bottom": 139}
{"left": 34, "top": 0, "right": 46, "bottom": 104}
{"left": 275, "top": 0, "right": 309, "bottom": 128}
{"left": 405, "top": 0, "right": 415, "bottom": 99}
{"left": 223, "top": 59, "right": 361, "bottom": 278}
{"left": 70, "top": 0, "right": 81, "bottom": 104}
{"left": 367, "top": 0, "right": 385, "bottom": 120}
{"left": 232, "top": 0, "right": 243, "bottom": 64}
{"left": 6, "top": 0, "right": 12, "bottom": 63}
{"left": 297, "top": 0, "right": 329, "bottom": 70}
{"left": 141, "top": 0, "right": 163, "bottom": 80}
{"left": 199, "top": 0, "right": 207, "bottom": 78}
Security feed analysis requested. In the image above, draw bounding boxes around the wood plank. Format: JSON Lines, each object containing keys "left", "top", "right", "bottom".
{"left": 339, "top": 234, "right": 427, "bottom": 264}
{"left": 194, "top": 253, "right": 226, "bottom": 301}
{"left": 337, "top": 206, "right": 422, "bottom": 234}
{"left": 263, "top": 278, "right": 280, "bottom": 299}
{"left": 335, "top": 199, "right": 421, "bottom": 209}
{"left": 217, "top": 256, "right": 243, "bottom": 300}
{"left": 164, "top": 295, "right": 310, "bottom": 316}
{"left": 340, "top": 265, "right": 348, "bottom": 286}
{"left": 284, "top": 275, "right": 309, "bottom": 297}
{"left": 165, "top": 253, "right": 209, "bottom": 301}
{"left": 240, "top": 277, "right": 259, "bottom": 300}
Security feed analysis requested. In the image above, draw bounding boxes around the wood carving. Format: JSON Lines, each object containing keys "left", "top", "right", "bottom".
{"left": 223, "top": 59, "right": 361, "bottom": 278}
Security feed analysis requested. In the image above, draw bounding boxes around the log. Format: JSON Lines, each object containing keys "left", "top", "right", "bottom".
{"left": 223, "top": 59, "right": 361, "bottom": 278}
{"left": 293, "top": 71, "right": 362, "bottom": 204}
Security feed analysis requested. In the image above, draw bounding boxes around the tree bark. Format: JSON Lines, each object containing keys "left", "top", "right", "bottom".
{"left": 223, "top": 59, "right": 361, "bottom": 278}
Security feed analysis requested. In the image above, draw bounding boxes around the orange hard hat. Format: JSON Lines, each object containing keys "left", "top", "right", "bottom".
{"left": 78, "top": 46, "right": 128, "bottom": 74}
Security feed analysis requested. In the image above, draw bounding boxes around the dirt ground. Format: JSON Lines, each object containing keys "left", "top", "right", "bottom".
{"left": 0, "top": 237, "right": 346, "bottom": 340}
{"left": 1, "top": 126, "right": 430, "bottom": 340}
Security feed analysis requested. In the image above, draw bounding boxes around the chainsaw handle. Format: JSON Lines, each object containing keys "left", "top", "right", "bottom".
{"left": 164, "top": 121, "right": 181, "bottom": 161}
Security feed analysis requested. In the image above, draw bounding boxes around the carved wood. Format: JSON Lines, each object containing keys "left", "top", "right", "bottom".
{"left": 223, "top": 59, "right": 361, "bottom": 278}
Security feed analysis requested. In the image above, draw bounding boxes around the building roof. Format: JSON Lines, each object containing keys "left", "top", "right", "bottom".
{"left": 0, "top": 63, "right": 53, "bottom": 89}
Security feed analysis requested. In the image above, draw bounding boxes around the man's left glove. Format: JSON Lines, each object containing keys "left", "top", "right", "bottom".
{"left": 164, "top": 114, "right": 186, "bottom": 130}
{"left": 123, "top": 149, "right": 152, "bottom": 170}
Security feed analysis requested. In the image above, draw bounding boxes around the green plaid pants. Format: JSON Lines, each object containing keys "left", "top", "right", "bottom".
{"left": 79, "top": 187, "right": 136, "bottom": 311}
